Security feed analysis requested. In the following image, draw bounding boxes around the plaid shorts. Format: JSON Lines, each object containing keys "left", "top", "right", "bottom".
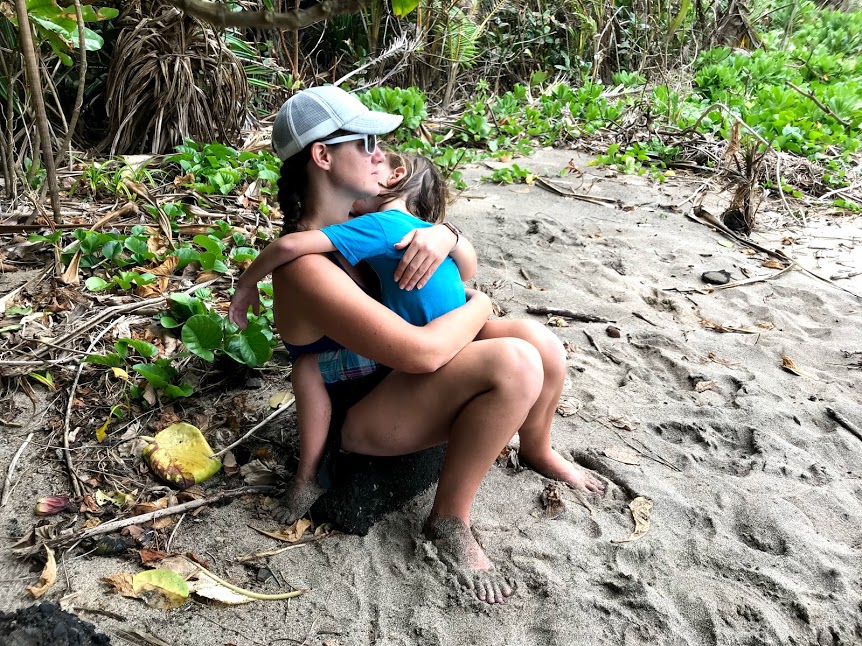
{"left": 317, "top": 349, "right": 380, "bottom": 385}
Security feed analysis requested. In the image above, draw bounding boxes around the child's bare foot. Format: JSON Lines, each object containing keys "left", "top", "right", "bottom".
{"left": 520, "top": 449, "right": 607, "bottom": 495}
{"left": 271, "top": 477, "right": 326, "bottom": 526}
{"left": 423, "top": 514, "right": 515, "bottom": 605}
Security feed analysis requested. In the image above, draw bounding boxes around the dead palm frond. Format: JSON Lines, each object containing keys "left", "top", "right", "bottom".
{"left": 103, "top": 1, "right": 248, "bottom": 155}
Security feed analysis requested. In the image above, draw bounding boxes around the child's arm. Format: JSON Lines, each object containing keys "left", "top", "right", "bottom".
{"left": 229, "top": 230, "right": 335, "bottom": 328}
{"left": 393, "top": 224, "right": 477, "bottom": 290}
{"left": 448, "top": 235, "right": 477, "bottom": 283}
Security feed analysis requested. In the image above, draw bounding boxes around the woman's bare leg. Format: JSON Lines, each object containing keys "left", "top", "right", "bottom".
{"left": 476, "top": 320, "right": 606, "bottom": 494}
{"left": 342, "top": 338, "right": 544, "bottom": 603}
{"left": 273, "top": 353, "right": 329, "bottom": 525}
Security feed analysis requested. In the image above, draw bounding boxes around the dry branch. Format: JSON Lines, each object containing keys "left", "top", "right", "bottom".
{"left": 50, "top": 486, "right": 275, "bottom": 546}
{"left": 526, "top": 306, "right": 615, "bottom": 324}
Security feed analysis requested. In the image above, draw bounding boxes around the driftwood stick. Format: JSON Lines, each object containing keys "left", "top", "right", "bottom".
{"left": 51, "top": 486, "right": 276, "bottom": 546}
{"left": 1, "top": 432, "right": 34, "bottom": 505}
{"left": 526, "top": 306, "right": 614, "bottom": 324}
{"left": 826, "top": 407, "right": 862, "bottom": 444}
{"left": 213, "top": 397, "right": 295, "bottom": 458}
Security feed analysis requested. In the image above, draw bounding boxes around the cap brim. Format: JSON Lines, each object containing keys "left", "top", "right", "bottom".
{"left": 342, "top": 111, "right": 403, "bottom": 135}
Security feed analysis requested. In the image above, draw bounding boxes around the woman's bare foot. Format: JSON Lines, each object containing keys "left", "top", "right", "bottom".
{"left": 423, "top": 514, "right": 515, "bottom": 605}
{"left": 271, "top": 477, "right": 326, "bottom": 526}
{"left": 520, "top": 448, "right": 607, "bottom": 495}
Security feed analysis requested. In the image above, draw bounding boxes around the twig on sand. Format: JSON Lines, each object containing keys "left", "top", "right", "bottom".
{"left": 165, "top": 512, "right": 186, "bottom": 553}
{"left": 583, "top": 330, "right": 622, "bottom": 364}
{"left": 212, "top": 397, "right": 295, "bottom": 458}
{"left": 1, "top": 432, "right": 34, "bottom": 505}
{"left": 235, "top": 539, "right": 318, "bottom": 563}
{"left": 49, "top": 486, "right": 275, "bottom": 547}
{"left": 826, "top": 407, "right": 862, "bottom": 444}
{"left": 686, "top": 207, "right": 862, "bottom": 301}
{"left": 526, "top": 306, "right": 614, "bottom": 324}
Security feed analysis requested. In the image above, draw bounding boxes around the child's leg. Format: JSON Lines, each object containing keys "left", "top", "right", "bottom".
{"left": 273, "top": 352, "right": 330, "bottom": 525}
{"left": 293, "top": 352, "right": 332, "bottom": 482}
{"left": 475, "top": 319, "right": 605, "bottom": 494}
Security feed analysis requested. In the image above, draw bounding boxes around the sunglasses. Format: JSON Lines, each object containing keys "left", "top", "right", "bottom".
{"left": 319, "top": 132, "right": 378, "bottom": 155}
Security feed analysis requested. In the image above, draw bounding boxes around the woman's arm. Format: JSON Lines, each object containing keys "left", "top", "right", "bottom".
{"left": 392, "top": 224, "right": 477, "bottom": 289}
{"left": 229, "top": 231, "right": 335, "bottom": 327}
{"left": 273, "top": 255, "right": 491, "bottom": 374}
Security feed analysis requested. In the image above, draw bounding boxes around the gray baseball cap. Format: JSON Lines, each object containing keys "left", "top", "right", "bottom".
{"left": 272, "top": 86, "right": 403, "bottom": 161}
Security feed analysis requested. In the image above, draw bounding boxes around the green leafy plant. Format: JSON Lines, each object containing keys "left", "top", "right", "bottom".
{"left": 158, "top": 294, "right": 273, "bottom": 368}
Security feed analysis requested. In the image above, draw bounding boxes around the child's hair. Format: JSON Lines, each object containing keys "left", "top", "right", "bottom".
{"left": 379, "top": 151, "right": 449, "bottom": 224}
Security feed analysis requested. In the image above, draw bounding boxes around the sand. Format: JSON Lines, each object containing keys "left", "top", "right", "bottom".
{"left": 1, "top": 147, "right": 861, "bottom": 645}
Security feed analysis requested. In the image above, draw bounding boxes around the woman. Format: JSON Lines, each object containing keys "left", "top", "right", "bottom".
{"left": 267, "top": 86, "right": 605, "bottom": 605}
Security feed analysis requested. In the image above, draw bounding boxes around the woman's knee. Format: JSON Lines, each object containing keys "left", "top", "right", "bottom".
{"left": 485, "top": 338, "right": 544, "bottom": 402}
{"left": 511, "top": 320, "right": 567, "bottom": 382}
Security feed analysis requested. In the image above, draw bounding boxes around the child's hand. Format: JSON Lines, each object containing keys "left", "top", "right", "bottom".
{"left": 393, "top": 225, "right": 455, "bottom": 290}
{"left": 228, "top": 283, "right": 261, "bottom": 329}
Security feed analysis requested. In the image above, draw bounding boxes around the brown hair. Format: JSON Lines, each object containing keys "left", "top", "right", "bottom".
{"left": 379, "top": 151, "right": 449, "bottom": 224}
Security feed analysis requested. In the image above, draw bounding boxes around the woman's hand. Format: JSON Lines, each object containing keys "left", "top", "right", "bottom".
{"left": 228, "top": 281, "right": 261, "bottom": 329}
{"left": 393, "top": 224, "right": 458, "bottom": 291}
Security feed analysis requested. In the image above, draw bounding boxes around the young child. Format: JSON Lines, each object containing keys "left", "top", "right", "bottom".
{"left": 229, "top": 151, "right": 479, "bottom": 524}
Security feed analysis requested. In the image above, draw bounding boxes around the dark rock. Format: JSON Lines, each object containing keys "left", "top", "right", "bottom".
{"left": 702, "top": 270, "right": 732, "bottom": 285}
{"left": 0, "top": 602, "right": 112, "bottom": 646}
{"left": 311, "top": 445, "right": 446, "bottom": 536}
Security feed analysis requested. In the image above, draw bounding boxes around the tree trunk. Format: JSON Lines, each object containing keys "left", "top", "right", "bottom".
{"left": 13, "top": 0, "right": 61, "bottom": 223}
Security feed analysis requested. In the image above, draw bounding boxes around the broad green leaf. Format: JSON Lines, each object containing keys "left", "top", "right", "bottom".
{"left": 181, "top": 315, "right": 223, "bottom": 362}
{"left": 193, "top": 235, "right": 224, "bottom": 256}
{"left": 157, "top": 315, "right": 183, "bottom": 329}
{"left": 224, "top": 330, "right": 272, "bottom": 367}
{"left": 132, "top": 363, "right": 174, "bottom": 389}
{"left": 83, "top": 353, "right": 123, "bottom": 367}
{"left": 142, "top": 423, "right": 221, "bottom": 490}
{"left": 115, "top": 339, "right": 159, "bottom": 359}
{"left": 85, "top": 276, "right": 111, "bottom": 292}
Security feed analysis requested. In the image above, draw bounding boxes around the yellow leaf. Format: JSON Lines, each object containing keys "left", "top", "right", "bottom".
{"left": 142, "top": 423, "right": 221, "bottom": 490}
{"left": 95, "top": 489, "right": 132, "bottom": 507}
{"left": 132, "top": 568, "right": 189, "bottom": 609}
{"left": 111, "top": 367, "right": 130, "bottom": 380}
{"left": 96, "top": 418, "right": 110, "bottom": 443}
{"left": 268, "top": 391, "right": 294, "bottom": 409}
{"left": 26, "top": 546, "right": 57, "bottom": 599}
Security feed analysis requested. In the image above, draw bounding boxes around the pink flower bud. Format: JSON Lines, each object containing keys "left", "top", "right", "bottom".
{"left": 34, "top": 496, "right": 72, "bottom": 516}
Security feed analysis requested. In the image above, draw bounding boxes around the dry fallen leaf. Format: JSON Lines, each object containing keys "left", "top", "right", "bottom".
{"left": 695, "top": 380, "right": 717, "bottom": 392}
{"left": 223, "top": 450, "right": 239, "bottom": 476}
{"left": 602, "top": 445, "right": 641, "bottom": 465}
{"left": 26, "top": 546, "right": 57, "bottom": 599}
{"left": 547, "top": 316, "right": 570, "bottom": 328}
{"left": 556, "top": 397, "right": 581, "bottom": 417}
{"left": 540, "top": 483, "right": 566, "bottom": 519}
{"left": 609, "top": 416, "right": 640, "bottom": 431}
{"left": 149, "top": 255, "right": 179, "bottom": 277}
{"left": 781, "top": 355, "right": 804, "bottom": 376}
{"left": 251, "top": 518, "right": 313, "bottom": 543}
{"left": 612, "top": 496, "right": 653, "bottom": 544}
{"left": 706, "top": 352, "right": 736, "bottom": 367}
{"left": 102, "top": 572, "right": 137, "bottom": 598}
{"left": 761, "top": 259, "right": 786, "bottom": 269}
